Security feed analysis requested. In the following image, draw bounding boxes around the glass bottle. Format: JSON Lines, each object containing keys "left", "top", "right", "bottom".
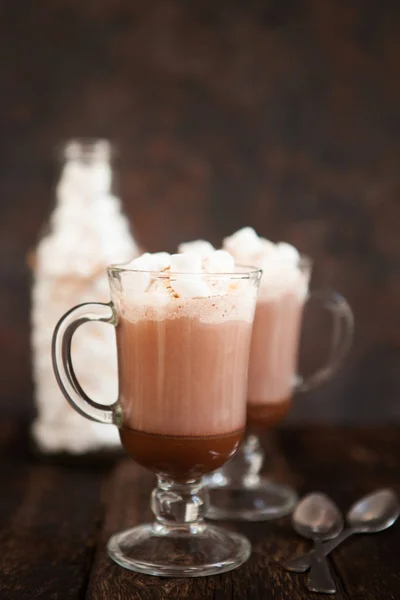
{"left": 31, "top": 139, "right": 139, "bottom": 454}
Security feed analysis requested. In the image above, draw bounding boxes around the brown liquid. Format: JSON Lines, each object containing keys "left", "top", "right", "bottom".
{"left": 247, "top": 292, "right": 305, "bottom": 428}
{"left": 119, "top": 427, "right": 244, "bottom": 479}
{"left": 115, "top": 296, "right": 254, "bottom": 478}
{"left": 116, "top": 309, "right": 252, "bottom": 437}
{"left": 247, "top": 397, "right": 292, "bottom": 430}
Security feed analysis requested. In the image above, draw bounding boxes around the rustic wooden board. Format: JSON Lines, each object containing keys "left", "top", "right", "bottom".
{"left": 0, "top": 421, "right": 110, "bottom": 600}
{"left": 2, "top": 423, "right": 400, "bottom": 599}
{"left": 86, "top": 459, "right": 348, "bottom": 600}
{"left": 280, "top": 427, "right": 400, "bottom": 487}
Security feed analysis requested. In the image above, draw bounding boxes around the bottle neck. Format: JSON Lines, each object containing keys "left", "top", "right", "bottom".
{"left": 58, "top": 140, "right": 114, "bottom": 200}
{"left": 61, "top": 138, "right": 113, "bottom": 164}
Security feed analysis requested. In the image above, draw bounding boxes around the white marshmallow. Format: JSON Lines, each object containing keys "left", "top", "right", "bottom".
{"left": 259, "top": 251, "right": 283, "bottom": 276}
{"left": 90, "top": 162, "right": 113, "bottom": 194}
{"left": 151, "top": 252, "right": 171, "bottom": 271}
{"left": 128, "top": 272, "right": 151, "bottom": 294}
{"left": 223, "top": 227, "right": 263, "bottom": 258}
{"left": 170, "top": 278, "right": 211, "bottom": 298}
{"left": 127, "top": 253, "right": 154, "bottom": 270}
{"left": 259, "top": 238, "right": 277, "bottom": 256}
{"left": 146, "top": 277, "right": 171, "bottom": 297}
{"left": 178, "top": 240, "right": 215, "bottom": 258}
{"left": 124, "top": 253, "right": 153, "bottom": 293}
{"left": 205, "top": 250, "right": 235, "bottom": 273}
{"left": 170, "top": 252, "right": 202, "bottom": 273}
{"left": 276, "top": 242, "right": 300, "bottom": 265}
{"left": 223, "top": 228, "right": 307, "bottom": 299}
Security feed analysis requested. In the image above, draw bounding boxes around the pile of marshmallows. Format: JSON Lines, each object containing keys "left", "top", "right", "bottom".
{"left": 122, "top": 228, "right": 305, "bottom": 300}
{"left": 124, "top": 249, "right": 235, "bottom": 299}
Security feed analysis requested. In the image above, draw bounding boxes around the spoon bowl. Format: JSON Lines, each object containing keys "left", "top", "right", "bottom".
{"left": 347, "top": 488, "right": 400, "bottom": 533}
{"left": 293, "top": 492, "right": 344, "bottom": 540}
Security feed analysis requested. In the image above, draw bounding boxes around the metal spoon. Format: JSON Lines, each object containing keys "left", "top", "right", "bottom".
{"left": 292, "top": 493, "right": 343, "bottom": 594}
{"left": 284, "top": 488, "right": 400, "bottom": 573}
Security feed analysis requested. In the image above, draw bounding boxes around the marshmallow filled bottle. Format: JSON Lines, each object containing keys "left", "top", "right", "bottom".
{"left": 31, "top": 139, "right": 139, "bottom": 454}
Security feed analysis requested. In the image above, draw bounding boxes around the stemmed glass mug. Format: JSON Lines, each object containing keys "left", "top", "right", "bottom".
{"left": 52, "top": 263, "right": 261, "bottom": 576}
{"left": 206, "top": 256, "right": 354, "bottom": 521}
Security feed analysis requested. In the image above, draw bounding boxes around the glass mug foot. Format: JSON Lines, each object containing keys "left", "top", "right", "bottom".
{"left": 207, "top": 479, "right": 298, "bottom": 521}
{"left": 108, "top": 522, "right": 251, "bottom": 577}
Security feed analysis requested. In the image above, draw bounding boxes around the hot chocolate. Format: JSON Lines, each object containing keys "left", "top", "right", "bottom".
{"left": 246, "top": 292, "right": 305, "bottom": 428}
{"left": 114, "top": 251, "right": 257, "bottom": 479}
{"left": 119, "top": 429, "right": 242, "bottom": 479}
{"left": 222, "top": 228, "right": 309, "bottom": 429}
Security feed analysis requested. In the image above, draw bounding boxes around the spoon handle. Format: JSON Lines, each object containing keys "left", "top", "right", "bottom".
{"left": 306, "top": 539, "right": 336, "bottom": 594}
{"left": 283, "top": 529, "right": 354, "bottom": 573}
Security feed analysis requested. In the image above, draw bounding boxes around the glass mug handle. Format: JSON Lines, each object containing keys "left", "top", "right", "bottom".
{"left": 296, "top": 290, "right": 354, "bottom": 392}
{"left": 52, "top": 302, "right": 122, "bottom": 425}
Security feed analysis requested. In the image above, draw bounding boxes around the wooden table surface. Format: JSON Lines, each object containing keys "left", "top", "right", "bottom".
{"left": 1, "top": 420, "right": 400, "bottom": 600}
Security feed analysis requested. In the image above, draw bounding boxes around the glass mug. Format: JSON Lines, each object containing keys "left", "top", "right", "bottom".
{"left": 52, "top": 264, "right": 261, "bottom": 577}
{"left": 206, "top": 256, "right": 354, "bottom": 521}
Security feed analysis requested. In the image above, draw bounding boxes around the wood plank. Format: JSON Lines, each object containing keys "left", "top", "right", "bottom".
{"left": 273, "top": 482, "right": 400, "bottom": 600}
{"left": 333, "top": 524, "right": 400, "bottom": 600}
{"left": 2, "top": 424, "right": 400, "bottom": 599}
{"left": 86, "top": 457, "right": 349, "bottom": 600}
{"left": 88, "top": 427, "right": 400, "bottom": 599}
{"left": 0, "top": 421, "right": 111, "bottom": 600}
{"left": 278, "top": 427, "right": 400, "bottom": 486}
{"left": 276, "top": 429, "right": 400, "bottom": 600}
{"left": 306, "top": 481, "right": 400, "bottom": 600}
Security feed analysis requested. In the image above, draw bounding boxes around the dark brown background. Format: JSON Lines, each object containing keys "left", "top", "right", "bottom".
{"left": 0, "top": 0, "right": 399, "bottom": 422}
